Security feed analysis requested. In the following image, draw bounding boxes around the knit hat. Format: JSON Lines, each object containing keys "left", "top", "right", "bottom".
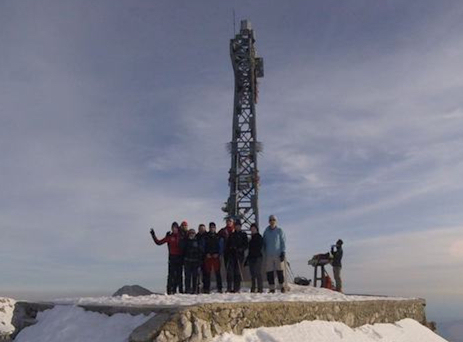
{"left": 250, "top": 223, "right": 259, "bottom": 232}
{"left": 181, "top": 220, "right": 188, "bottom": 226}
{"left": 171, "top": 221, "right": 179, "bottom": 228}
{"left": 269, "top": 215, "right": 277, "bottom": 222}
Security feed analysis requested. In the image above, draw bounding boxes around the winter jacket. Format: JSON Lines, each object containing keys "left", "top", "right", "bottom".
{"left": 196, "top": 232, "right": 208, "bottom": 254}
{"left": 262, "top": 226, "right": 286, "bottom": 257}
{"left": 331, "top": 245, "right": 343, "bottom": 267}
{"left": 226, "top": 230, "right": 249, "bottom": 260}
{"left": 248, "top": 233, "right": 263, "bottom": 260}
{"left": 183, "top": 237, "right": 202, "bottom": 265}
{"left": 204, "top": 232, "right": 224, "bottom": 256}
{"left": 154, "top": 232, "right": 183, "bottom": 256}
{"left": 218, "top": 225, "right": 234, "bottom": 241}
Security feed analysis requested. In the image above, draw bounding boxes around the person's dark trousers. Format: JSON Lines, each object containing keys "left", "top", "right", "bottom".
{"left": 226, "top": 256, "right": 242, "bottom": 292}
{"left": 333, "top": 266, "right": 342, "bottom": 292}
{"left": 266, "top": 270, "right": 285, "bottom": 291}
{"left": 184, "top": 263, "right": 199, "bottom": 294}
{"left": 203, "top": 269, "right": 211, "bottom": 293}
{"left": 167, "top": 255, "right": 183, "bottom": 294}
{"left": 178, "top": 263, "right": 184, "bottom": 294}
{"left": 201, "top": 265, "right": 207, "bottom": 293}
{"left": 214, "top": 265, "right": 223, "bottom": 292}
{"left": 249, "top": 257, "right": 263, "bottom": 292}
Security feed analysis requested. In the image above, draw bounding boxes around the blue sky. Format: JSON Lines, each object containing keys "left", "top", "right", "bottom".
{"left": 1, "top": 0, "right": 463, "bottom": 323}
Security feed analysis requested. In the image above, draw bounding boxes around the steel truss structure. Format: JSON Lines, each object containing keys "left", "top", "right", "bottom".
{"left": 222, "top": 20, "right": 264, "bottom": 231}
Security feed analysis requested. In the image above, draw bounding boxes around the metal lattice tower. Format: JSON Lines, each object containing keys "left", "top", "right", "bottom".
{"left": 222, "top": 20, "right": 264, "bottom": 231}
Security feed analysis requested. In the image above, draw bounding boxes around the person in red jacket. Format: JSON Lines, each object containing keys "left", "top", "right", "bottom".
{"left": 150, "top": 222, "right": 183, "bottom": 294}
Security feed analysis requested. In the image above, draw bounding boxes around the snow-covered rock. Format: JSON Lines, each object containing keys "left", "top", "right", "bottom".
{"left": 0, "top": 297, "right": 16, "bottom": 337}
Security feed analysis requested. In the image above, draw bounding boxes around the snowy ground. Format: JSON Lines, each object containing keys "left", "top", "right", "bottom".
{"left": 14, "top": 305, "right": 153, "bottom": 342}
{"left": 0, "top": 297, "right": 16, "bottom": 336}
{"left": 212, "top": 318, "right": 448, "bottom": 342}
{"left": 1, "top": 288, "right": 448, "bottom": 342}
{"left": 9, "top": 305, "right": 448, "bottom": 342}
{"left": 54, "top": 285, "right": 407, "bottom": 307}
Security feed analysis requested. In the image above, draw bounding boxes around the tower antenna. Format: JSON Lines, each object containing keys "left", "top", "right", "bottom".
{"left": 233, "top": 9, "right": 236, "bottom": 34}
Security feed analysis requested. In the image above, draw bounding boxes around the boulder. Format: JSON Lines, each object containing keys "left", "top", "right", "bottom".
{"left": 112, "top": 285, "right": 154, "bottom": 297}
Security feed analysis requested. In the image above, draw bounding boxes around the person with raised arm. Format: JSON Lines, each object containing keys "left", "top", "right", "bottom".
{"left": 150, "top": 222, "right": 183, "bottom": 294}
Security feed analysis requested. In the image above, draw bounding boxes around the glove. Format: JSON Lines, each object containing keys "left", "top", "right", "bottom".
{"left": 280, "top": 252, "right": 285, "bottom": 262}
{"left": 150, "top": 229, "right": 155, "bottom": 238}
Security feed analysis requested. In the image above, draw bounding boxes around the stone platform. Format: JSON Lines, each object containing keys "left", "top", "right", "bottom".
{"left": 11, "top": 298, "right": 428, "bottom": 342}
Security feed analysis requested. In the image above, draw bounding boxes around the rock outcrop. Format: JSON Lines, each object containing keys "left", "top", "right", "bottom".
{"left": 112, "top": 285, "right": 154, "bottom": 297}
{"left": 129, "top": 299, "right": 427, "bottom": 342}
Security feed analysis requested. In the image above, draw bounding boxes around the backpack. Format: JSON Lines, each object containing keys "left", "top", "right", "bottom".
{"left": 294, "top": 276, "right": 311, "bottom": 286}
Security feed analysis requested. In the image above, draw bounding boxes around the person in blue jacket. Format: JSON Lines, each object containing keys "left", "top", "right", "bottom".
{"left": 262, "top": 215, "right": 286, "bottom": 293}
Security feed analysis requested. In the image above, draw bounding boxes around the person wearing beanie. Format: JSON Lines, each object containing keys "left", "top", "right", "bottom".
{"left": 225, "top": 219, "right": 248, "bottom": 293}
{"left": 180, "top": 221, "right": 189, "bottom": 238}
{"left": 247, "top": 223, "right": 264, "bottom": 293}
{"left": 262, "top": 215, "right": 287, "bottom": 293}
{"left": 196, "top": 224, "right": 208, "bottom": 292}
{"left": 177, "top": 220, "right": 190, "bottom": 293}
{"left": 218, "top": 217, "right": 234, "bottom": 288}
{"left": 203, "top": 222, "right": 223, "bottom": 293}
{"left": 150, "top": 222, "right": 183, "bottom": 294}
{"left": 331, "top": 239, "right": 344, "bottom": 292}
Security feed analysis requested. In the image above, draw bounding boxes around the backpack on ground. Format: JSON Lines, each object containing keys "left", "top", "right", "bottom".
{"left": 294, "top": 276, "right": 311, "bottom": 286}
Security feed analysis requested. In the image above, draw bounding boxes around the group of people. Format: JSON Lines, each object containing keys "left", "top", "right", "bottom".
{"left": 150, "top": 215, "right": 287, "bottom": 294}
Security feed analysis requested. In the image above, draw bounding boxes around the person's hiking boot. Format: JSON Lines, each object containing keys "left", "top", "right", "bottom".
{"left": 280, "top": 287, "right": 286, "bottom": 293}
{"left": 269, "top": 289, "right": 275, "bottom": 293}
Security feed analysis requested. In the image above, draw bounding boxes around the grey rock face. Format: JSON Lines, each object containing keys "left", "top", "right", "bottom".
{"left": 112, "top": 285, "right": 154, "bottom": 297}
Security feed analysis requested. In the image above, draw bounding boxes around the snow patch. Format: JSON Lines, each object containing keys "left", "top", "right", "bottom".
{"left": 54, "top": 285, "right": 408, "bottom": 307}
{"left": 212, "top": 318, "right": 449, "bottom": 342}
{"left": 14, "top": 305, "right": 154, "bottom": 342}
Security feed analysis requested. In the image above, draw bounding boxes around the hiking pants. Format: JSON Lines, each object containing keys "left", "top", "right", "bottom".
{"left": 226, "top": 256, "right": 242, "bottom": 292}
{"left": 333, "top": 266, "right": 342, "bottom": 292}
{"left": 184, "top": 262, "right": 199, "bottom": 294}
{"left": 249, "top": 257, "right": 263, "bottom": 293}
{"left": 167, "top": 255, "right": 183, "bottom": 294}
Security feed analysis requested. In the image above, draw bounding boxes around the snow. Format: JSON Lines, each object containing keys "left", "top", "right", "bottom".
{"left": 212, "top": 318, "right": 449, "bottom": 342}
{"left": 12, "top": 305, "right": 448, "bottom": 342}
{"left": 0, "top": 297, "right": 16, "bottom": 335}
{"left": 14, "top": 305, "right": 154, "bottom": 342}
{"left": 54, "top": 285, "right": 407, "bottom": 307}
{"left": 2, "top": 288, "right": 448, "bottom": 342}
